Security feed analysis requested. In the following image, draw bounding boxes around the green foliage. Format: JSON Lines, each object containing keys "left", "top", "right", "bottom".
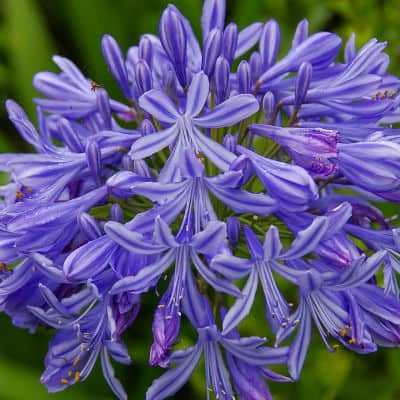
{"left": 0, "top": 1, "right": 398, "bottom": 399}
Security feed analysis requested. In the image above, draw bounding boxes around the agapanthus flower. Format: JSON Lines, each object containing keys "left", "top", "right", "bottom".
{"left": 1, "top": 0, "right": 400, "bottom": 398}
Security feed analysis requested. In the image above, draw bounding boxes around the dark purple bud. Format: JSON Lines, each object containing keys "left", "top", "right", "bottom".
{"left": 294, "top": 62, "right": 312, "bottom": 110}
{"left": 138, "top": 35, "right": 153, "bottom": 65}
{"left": 57, "top": 118, "right": 84, "bottom": 153}
{"left": 214, "top": 56, "right": 230, "bottom": 103}
{"left": 85, "top": 140, "right": 102, "bottom": 184}
{"left": 259, "top": 19, "right": 280, "bottom": 69}
{"left": 159, "top": 8, "right": 188, "bottom": 88}
{"left": 141, "top": 119, "right": 155, "bottom": 136}
{"left": 96, "top": 88, "right": 112, "bottom": 129}
{"left": 222, "top": 22, "right": 238, "bottom": 64}
{"left": 113, "top": 293, "right": 140, "bottom": 336}
{"left": 223, "top": 132, "right": 237, "bottom": 153}
{"left": 237, "top": 60, "right": 251, "bottom": 94}
{"left": 110, "top": 203, "right": 123, "bottom": 222}
{"left": 250, "top": 51, "right": 262, "bottom": 82}
{"left": 250, "top": 125, "right": 339, "bottom": 178}
{"left": 149, "top": 287, "right": 181, "bottom": 367}
{"left": 292, "top": 19, "right": 309, "bottom": 49}
{"left": 201, "top": 0, "right": 226, "bottom": 39}
{"left": 135, "top": 60, "right": 153, "bottom": 96}
{"left": 262, "top": 91, "right": 276, "bottom": 121}
{"left": 227, "top": 216, "right": 240, "bottom": 249}
{"left": 202, "top": 28, "right": 223, "bottom": 77}
{"left": 101, "top": 34, "right": 131, "bottom": 99}
{"left": 78, "top": 212, "right": 102, "bottom": 240}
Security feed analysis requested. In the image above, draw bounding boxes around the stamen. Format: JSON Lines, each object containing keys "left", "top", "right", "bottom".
{"left": 74, "top": 371, "right": 81, "bottom": 383}
{"left": 61, "top": 378, "right": 69, "bottom": 385}
{"left": 73, "top": 357, "right": 81, "bottom": 366}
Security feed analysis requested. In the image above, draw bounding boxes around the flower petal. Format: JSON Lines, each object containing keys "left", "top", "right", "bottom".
{"left": 193, "top": 94, "right": 259, "bottom": 128}
{"left": 138, "top": 90, "right": 180, "bottom": 123}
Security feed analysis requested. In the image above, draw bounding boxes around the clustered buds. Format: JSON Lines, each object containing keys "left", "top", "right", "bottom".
{"left": 1, "top": 0, "right": 400, "bottom": 399}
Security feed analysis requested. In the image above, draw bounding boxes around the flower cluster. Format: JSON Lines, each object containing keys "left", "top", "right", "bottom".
{"left": 1, "top": 0, "right": 400, "bottom": 399}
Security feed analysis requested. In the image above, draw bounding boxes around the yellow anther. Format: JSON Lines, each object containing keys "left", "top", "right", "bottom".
{"left": 16, "top": 190, "right": 24, "bottom": 199}
{"left": 61, "top": 378, "right": 69, "bottom": 385}
{"left": 24, "top": 186, "right": 33, "bottom": 194}
{"left": 252, "top": 215, "right": 259, "bottom": 221}
{"left": 158, "top": 304, "right": 165, "bottom": 308}
{"left": 67, "top": 371, "right": 73, "bottom": 377}
{"left": 73, "top": 357, "right": 81, "bottom": 366}
{"left": 339, "top": 325, "right": 350, "bottom": 336}
{"left": 332, "top": 344, "right": 340, "bottom": 350}
{"left": 74, "top": 371, "right": 81, "bottom": 383}
{"left": 117, "top": 146, "right": 128, "bottom": 153}
{"left": 348, "top": 338, "right": 356, "bottom": 345}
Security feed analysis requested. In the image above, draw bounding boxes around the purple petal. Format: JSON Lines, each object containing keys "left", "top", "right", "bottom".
{"left": 102, "top": 34, "right": 131, "bottom": 99}
{"left": 191, "top": 221, "right": 227, "bottom": 255}
{"left": 211, "top": 253, "right": 253, "bottom": 280}
{"left": 281, "top": 217, "right": 329, "bottom": 260}
{"left": 194, "top": 127, "right": 236, "bottom": 171}
{"left": 287, "top": 301, "right": 312, "bottom": 380}
{"left": 101, "top": 348, "right": 128, "bottom": 400}
{"left": 193, "top": 94, "right": 259, "bottom": 128}
{"left": 235, "top": 23, "right": 263, "bottom": 59}
{"left": 222, "top": 268, "right": 258, "bottom": 334}
{"left": 146, "top": 345, "right": 202, "bottom": 400}
{"left": 154, "top": 216, "right": 178, "bottom": 248}
{"left": 110, "top": 250, "right": 175, "bottom": 295}
{"left": 185, "top": 72, "right": 209, "bottom": 116}
{"left": 191, "top": 250, "right": 241, "bottom": 297}
{"left": 263, "top": 225, "right": 283, "bottom": 260}
{"left": 129, "top": 124, "right": 179, "bottom": 160}
{"left": 104, "top": 221, "right": 166, "bottom": 255}
{"left": 64, "top": 236, "right": 117, "bottom": 281}
{"left": 201, "top": 0, "right": 226, "bottom": 39}
{"left": 138, "top": 89, "right": 180, "bottom": 123}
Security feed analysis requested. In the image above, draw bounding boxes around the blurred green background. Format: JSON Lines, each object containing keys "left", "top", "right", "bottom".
{"left": 0, "top": 0, "right": 399, "bottom": 399}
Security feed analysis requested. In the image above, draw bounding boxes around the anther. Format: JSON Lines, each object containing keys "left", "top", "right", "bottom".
{"left": 61, "top": 378, "right": 69, "bottom": 385}
{"left": 332, "top": 344, "right": 340, "bottom": 350}
{"left": 348, "top": 338, "right": 356, "bottom": 345}
{"left": 158, "top": 304, "right": 165, "bottom": 308}
{"left": 74, "top": 371, "right": 81, "bottom": 383}
{"left": 252, "top": 215, "right": 259, "bottom": 221}
{"left": 67, "top": 371, "right": 73, "bottom": 377}
{"left": 73, "top": 357, "right": 81, "bottom": 366}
